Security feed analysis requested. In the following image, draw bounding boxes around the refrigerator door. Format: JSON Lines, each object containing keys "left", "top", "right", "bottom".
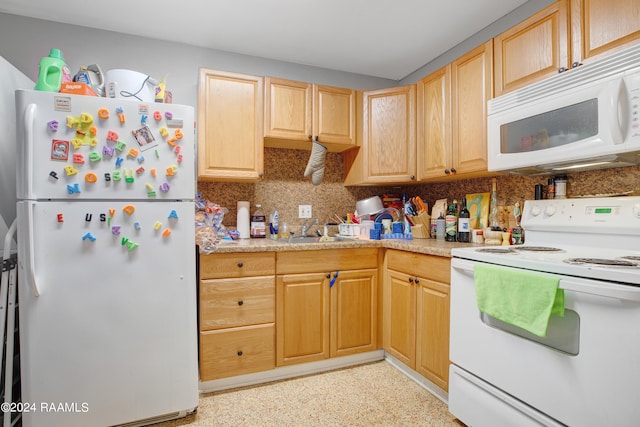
{"left": 17, "top": 200, "right": 198, "bottom": 427}
{"left": 0, "top": 57, "right": 33, "bottom": 255}
{"left": 15, "top": 89, "right": 194, "bottom": 201}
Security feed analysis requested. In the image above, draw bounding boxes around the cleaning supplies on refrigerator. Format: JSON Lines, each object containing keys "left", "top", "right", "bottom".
{"left": 34, "top": 48, "right": 70, "bottom": 92}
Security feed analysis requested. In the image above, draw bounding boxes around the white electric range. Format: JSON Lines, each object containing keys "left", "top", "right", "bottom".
{"left": 449, "top": 196, "right": 640, "bottom": 427}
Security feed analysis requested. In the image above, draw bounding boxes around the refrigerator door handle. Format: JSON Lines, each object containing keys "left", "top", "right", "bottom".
{"left": 26, "top": 202, "right": 40, "bottom": 297}
{"left": 24, "top": 103, "right": 36, "bottom": 198}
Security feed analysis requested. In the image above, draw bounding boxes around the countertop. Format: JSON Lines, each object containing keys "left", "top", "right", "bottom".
{"left": 204, "top": 237, "right": 482, "bottom": 258}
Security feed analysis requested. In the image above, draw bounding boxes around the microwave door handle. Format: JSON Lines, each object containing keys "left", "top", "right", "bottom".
{"left": 606, "top": 78, "right": 626, "bottom": 144}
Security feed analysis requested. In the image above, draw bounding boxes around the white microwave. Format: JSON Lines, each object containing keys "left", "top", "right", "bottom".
{"left": 488, "top": 43, "right": 640, "bottom": 175}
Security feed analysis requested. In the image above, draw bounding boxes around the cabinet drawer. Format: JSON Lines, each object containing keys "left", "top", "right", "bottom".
{"left": 385, "top": 250, "right": 450, "bottom": 284}
{"left": 200, "top": 324, "right": 275, "bottom": 381}
{"left": 200, "top": 252, "right": 275, "bottom": 279}
{"left": 277, "top": 248, "right": 379, "bottom": 274}
{"left": 200, "top": 276, "right": 275, "bottom": 330}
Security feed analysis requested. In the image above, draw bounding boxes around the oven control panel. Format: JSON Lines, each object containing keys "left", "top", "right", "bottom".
{"left": 522, "top": 196, "right": 640, "bottom": 235}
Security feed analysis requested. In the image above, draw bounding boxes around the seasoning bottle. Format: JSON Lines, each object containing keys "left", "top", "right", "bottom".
{"left": 547, "top": 178, "right": 555, "bottom": 199}
{"left": 555, "top": 175, "right": 567, "bottom": 199}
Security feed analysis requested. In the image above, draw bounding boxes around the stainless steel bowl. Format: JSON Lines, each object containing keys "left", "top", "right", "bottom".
{"left": 356, "top": 196, "right": 384, "bottom": 216}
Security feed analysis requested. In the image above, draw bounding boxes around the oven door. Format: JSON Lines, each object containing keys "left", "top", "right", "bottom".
{"left": 450, "top": 257, "right": 640, "bottom": 427}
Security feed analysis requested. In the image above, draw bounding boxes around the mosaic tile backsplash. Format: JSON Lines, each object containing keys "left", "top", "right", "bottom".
{"left": 197, "top": 147, "right": 640, "bottom": 233}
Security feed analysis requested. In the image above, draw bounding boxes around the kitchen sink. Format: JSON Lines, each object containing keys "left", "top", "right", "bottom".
{"left": 284, "top": 236, "right": 341, "bottom": 244}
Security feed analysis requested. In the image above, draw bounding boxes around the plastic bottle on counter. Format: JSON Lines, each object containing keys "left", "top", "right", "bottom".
{"left": 436, "top": 213, "right": 446, "bottom": 241}
{"left": 34, "top": 48, "right": 67, "bottom": 92}
{"left": 250, "top": 204, "right": 266, "bottom": 238}
{"left": 458, "top": 197, "right": 471, "bottom": 243}
{"left": 269, "top": 208, "right": 279, "bottom": 240}
{"left": 547, "top": 177, "right": 555, "bottom": 199}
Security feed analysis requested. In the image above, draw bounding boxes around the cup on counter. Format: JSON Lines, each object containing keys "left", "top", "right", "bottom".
{"left": 369, "top": 228, "right": 381, "bottom": 240}
{"left": 382, "top": 219, "right": 392, "bottom": 234}
{"left": 392, "top": 222, "right": 404, "bottom": 234}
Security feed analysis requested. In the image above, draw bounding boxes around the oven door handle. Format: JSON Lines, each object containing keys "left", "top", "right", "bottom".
{"left": 452, "top": 257, "right": 640, "bottom": 303}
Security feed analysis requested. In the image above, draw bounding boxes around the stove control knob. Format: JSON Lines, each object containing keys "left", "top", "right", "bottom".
{"left": 531, "top": 205, "right": 542, "bottom": 216}
{"left": 545, "top": 205, "right": 556, "bottom": 216}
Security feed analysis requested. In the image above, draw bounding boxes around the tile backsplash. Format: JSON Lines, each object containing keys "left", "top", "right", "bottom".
{"left": 197, "top": 147, "right": 640, "bottom": 233}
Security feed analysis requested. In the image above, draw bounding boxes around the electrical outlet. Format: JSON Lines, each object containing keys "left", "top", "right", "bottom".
{"left": 298, "top": 205, "right": 312, "bottom": 219}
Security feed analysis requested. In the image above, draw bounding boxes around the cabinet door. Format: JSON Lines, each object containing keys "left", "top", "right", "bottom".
{"left": 383, "top": 269, "right": 416, "bottom": 369}
{"left": 416, "top": 65, "right": 452, "bottom": 181}
{"left": 451, "top": 41, "right": 492, "bottom": 175}
{"left": 314, "top": 85, "right": 356, "bottom": 146}
{"left": 197, "top": 69, "right": 264, "bottom": 181}
{"left": 264, "top": 77, "right": 312, "bottom": 141}
{"left": 330, "top": 269, "right": 378, "bottom": 357}
{"left": 276, "top": 272, "right": 330, "bottom": 366}
{"left": 571, "top": 0, "right": 640, "bottom": 64}
{"left": 361, "top": 85, "right": 416, "bottom": 184}
{"left": 416, "top": 277, "right": 450, "bottom": 392}
{"left": 494, "top": 0, "right": 569, "bottom": 96}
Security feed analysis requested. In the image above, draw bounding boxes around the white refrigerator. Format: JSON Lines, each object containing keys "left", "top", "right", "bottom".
{"left": 15, "top": 89, "right": 198, "bottom": 426}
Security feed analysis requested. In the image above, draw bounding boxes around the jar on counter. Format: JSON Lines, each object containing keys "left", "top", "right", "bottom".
{"left": 555, "top": 175, "right": 568, "bottom": 199}
{"left": 546, "top": 178, "right": 555, "bottom": 199}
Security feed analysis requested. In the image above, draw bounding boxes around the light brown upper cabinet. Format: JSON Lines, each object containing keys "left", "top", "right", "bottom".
{"left": 264, "top": 77, "right": 356, "bottom": 151}
{"left": 417, "top": 42, "right": 492, "bottom": 181}
{"left": 451, "top": 41, "right": 493, "bottom": 177}
{"left": 416, "top": 65, "right": 452, "bottom": 180}
{"left": 344, "top": 85, "right": 416, "bottom": 185}
{"left": 493, "top": 0, "right": 569, "bottom": 97}
{"left": 494, "top": 0, "right": 640, "bottom": 96}
{"left": 570, "top": 0, "right": 640, "bottom": 64}
{"left": 197, "top": 69, "right": 264, "bottom": 181}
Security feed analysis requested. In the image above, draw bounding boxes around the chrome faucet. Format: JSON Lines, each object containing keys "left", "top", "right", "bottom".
{"left": 301, "top": 218, "right": 319, "bottom": 237}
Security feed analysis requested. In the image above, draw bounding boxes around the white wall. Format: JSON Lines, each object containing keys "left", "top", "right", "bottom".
{"left": 0, "top": 13, "right": 395, "bottom": 108}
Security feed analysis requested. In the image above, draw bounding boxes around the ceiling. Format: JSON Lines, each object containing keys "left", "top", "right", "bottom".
{"left": 0, "top": 0, "right": 529, "bottom": 80}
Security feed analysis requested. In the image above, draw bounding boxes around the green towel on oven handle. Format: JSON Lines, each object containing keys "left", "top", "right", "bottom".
{"left": 474, "top": 264, "right": 564, "bottom": 338}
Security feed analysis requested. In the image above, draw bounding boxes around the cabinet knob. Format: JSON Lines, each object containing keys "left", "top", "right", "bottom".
{"left": 450, "top": 167, "right": 456, "bottom": 174}
{"left": 415, "top": 278, "right": 420, "bottom": 284}
{"left": 409, "top": 175, "right": 415, "bottom": 180}
{"left": 326, "top": 273, "right": 331, "bottom": 279}
{"left": 444, "top": 169, "right": 450, "bottom": 175}
{"left": 308, "top": 135, "right": 313, "bottom": 140}
{"left": 237, "top": 262, "right": 244, "bottom": 268}
{"left": 408, "top": 277, "right": 414, "bottom": 284}
{"left": 258, "top": 173, "right": 264, "bottom": 178}
{"left": 237, "top": 350, "right": 243, "bottom": 356}
{"left": 237, "top": 300, "right": 244, "bottom": 306}
{"left": 558, "top": 66, "right": 567, "bottom": 73}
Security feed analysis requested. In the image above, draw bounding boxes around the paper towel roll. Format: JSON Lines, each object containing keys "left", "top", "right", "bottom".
{"left": 237, "top": 201, "right": 250, "bottom": 239}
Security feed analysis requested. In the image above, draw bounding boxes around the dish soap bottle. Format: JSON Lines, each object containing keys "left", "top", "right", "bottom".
{"left": 269, "top": 208, "right": 279, "bottom": 240}
{"left": 250, "top": 204, "right": 266, "bottom": 238}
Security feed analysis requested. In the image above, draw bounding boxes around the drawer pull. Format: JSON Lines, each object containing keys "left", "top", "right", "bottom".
{"left": 237, "top": 350, "right": 243, "bottom": 356}
{"left": 415, "top": 278, "right": 420, "bottom": 284}
{"left": 408, "top": 277, "right": 414, "bottom": 283}
{"left": 237, "top": 262, "right": 244, "bottom": 268}
{"left": 237, "top": 300, "right": 244, "bottom": 306}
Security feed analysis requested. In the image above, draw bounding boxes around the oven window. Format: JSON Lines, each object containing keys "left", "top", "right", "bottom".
{"left": 481, "top": 308, "right": 580, "bottom": 355}
{"left": 500, "top": 99, "right": 598, "bottom": 154}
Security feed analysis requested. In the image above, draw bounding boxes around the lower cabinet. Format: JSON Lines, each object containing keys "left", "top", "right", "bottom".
{"left": 276, "top": 248, "right": 380, "bottom": 366}
{"left": 199, "top": 252, "right": 276, "bottom": 381}
{"left": 383, "top": 249, "right": 451, "bottom": 391}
